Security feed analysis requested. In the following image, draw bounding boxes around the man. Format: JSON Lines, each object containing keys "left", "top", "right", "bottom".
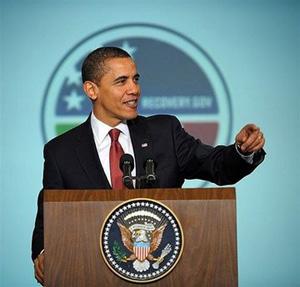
{"left": 32, "top": 47, "right": 265, "bottom": 284}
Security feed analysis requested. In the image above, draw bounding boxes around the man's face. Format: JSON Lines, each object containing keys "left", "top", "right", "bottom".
{"left": 92, "top": 57, "right": 140, "bottom": 126}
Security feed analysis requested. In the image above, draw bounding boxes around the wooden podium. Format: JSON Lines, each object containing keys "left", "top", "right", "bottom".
{"left": 44, "top": 188, "right": 237, "bottom": 287}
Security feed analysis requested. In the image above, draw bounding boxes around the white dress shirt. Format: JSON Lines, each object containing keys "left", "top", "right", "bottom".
{"left": 90, "top": 112, "right": 136, "bottom": 186}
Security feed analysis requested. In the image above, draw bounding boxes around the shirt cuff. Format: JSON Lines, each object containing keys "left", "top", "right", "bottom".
{"left": 235, "top": 143, "right": 255, "bottom": 164}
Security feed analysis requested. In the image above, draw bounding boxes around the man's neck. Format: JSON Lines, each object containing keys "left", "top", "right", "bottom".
{"left": 92, "top": 109, "right": 122, "bottom": 127}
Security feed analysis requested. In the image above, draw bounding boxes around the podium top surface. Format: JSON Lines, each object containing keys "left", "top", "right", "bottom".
{"left": 44, "top": 187, "right": 235, "bottom": 202}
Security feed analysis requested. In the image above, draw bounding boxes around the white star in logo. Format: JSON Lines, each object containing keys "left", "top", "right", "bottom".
{"left": 64, "top": 90, "right": 85, "bottom": 111}
{"left": 67, "top": 69, "right": 81, "bottom": 86}
{"left": 121, "top": 41, "right": 137, "bottom": 57}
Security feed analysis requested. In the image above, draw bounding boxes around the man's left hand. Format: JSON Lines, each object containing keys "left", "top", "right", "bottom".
{"left": 34, "top": 253, "right": 44, "bottom": 285}
{"left": 235, "top": 124, "right": 265, "bottom": 153}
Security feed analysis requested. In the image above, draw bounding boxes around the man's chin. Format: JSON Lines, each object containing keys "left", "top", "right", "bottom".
{"left": 122, "top": 111, "right": 138, "bottom": 121}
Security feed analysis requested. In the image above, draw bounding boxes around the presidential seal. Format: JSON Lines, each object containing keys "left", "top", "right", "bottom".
{"left": 100, "top": 199, "right": 184, "bottom": 283}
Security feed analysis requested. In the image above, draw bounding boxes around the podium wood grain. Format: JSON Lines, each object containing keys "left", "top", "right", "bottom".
{"left": 44, "top": 188, "right": 237, "bottom": 287}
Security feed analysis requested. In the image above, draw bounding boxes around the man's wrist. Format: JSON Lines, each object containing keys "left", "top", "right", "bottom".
{"left": 34, "top": 249, "right": 44, "bottom": 262}
{"left": 235, "top": 143, "right": 255, "bottom": 164}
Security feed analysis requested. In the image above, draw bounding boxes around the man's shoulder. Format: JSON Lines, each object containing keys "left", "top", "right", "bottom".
{"left": 135, "top": 114, "right": 180, "bottom": 126}
{"left": 45, "top": 118, "right": 90, "bottom": 150}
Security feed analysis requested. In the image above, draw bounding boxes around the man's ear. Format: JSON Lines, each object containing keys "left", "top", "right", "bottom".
{"left": 83, "top": 81, "right": 98, "bottom": 101}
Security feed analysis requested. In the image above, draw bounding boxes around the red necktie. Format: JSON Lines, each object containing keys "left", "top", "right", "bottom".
{"left": 109, "top": 129, "right": 124, "bottom": 189}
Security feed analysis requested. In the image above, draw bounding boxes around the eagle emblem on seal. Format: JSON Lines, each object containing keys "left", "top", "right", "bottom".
{"left": 117, "top": 222, "right": 171, "bottom": 272}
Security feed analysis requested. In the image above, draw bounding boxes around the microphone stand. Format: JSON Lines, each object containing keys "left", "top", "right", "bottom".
{"left": 124, "top": 175, "right": 156, "bottom": 189}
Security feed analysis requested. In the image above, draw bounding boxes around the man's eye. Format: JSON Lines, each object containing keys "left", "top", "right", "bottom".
{"left": 134, "top": 76, "right": 140, "bottom": 83}
{"left": 117, "top": 79, "right": 126, "bottom": 84}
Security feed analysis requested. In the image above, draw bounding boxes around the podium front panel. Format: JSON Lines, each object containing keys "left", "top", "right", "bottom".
{"left": 44, "top": 188, "right": 237, "bottom": 287}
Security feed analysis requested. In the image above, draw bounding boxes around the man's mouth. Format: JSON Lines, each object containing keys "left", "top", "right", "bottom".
{"left": 124, "top": 99, "right": 138, "bottom": 108}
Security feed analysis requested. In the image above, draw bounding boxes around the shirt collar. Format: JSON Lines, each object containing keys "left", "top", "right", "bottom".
{"left": 90, "top": 112, "right": 130, "bottom": 145}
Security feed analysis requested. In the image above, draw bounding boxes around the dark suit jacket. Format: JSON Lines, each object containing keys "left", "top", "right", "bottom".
{"left": 32, "top": 115, "right": 265, "bottom": 260}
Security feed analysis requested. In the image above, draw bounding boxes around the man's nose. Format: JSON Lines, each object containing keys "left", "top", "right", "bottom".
{"left": 126, "top": 80, "right": 140, "bottom": 95}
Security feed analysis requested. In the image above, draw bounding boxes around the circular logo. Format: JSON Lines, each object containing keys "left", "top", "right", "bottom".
{"left": 41, "top": 23, "right": 232, "bottom": 187}
{"left": 100, "top": 198, "right": 184, "bottom": 283}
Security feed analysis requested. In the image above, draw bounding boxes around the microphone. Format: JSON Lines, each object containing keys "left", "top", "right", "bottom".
{"left": 120, "top": 154, "right": 134, "bottom": 188}
{"left": 144, "top": 159, "right": 157, "bottom": 183}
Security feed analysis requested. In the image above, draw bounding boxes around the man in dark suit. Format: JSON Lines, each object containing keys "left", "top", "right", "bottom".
{"left": 32, "top": 47, "right": 265, "bottom": 284}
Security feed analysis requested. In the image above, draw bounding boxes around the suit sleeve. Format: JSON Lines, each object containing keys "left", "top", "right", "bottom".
{"left": 171, "top": 116, "right": 265, "bottom": 185}
{"left": 31, "top": 144, "right": 64, "bottom": 260}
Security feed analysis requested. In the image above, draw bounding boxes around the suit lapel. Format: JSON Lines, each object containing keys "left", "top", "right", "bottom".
{"left": 128, "top": 116, "right": 157, "bottom": 188}
{"left": 75, "top": 117, "right": 111, "bottom": 189}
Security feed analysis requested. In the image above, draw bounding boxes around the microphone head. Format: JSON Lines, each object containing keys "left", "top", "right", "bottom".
{"left": 119, "top": 153, "right": 134, "bottom": 171}
{"left": 144, "top": 158, "right": 157, "bottom": 183}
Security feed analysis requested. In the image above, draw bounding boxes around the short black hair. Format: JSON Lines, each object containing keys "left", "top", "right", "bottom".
{"left": 81, "top": 47, "right": 131, "bottom": 83}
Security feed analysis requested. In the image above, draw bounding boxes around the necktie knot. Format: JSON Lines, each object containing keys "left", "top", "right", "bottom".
{"left": 109, "top": 129, "right": 121, "bottom": 142}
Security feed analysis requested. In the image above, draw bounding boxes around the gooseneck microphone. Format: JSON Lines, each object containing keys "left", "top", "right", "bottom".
{"left": 119, "top": 154, "right": 134, "bottom": 188}
{"left": 119, "top": 155, "right": 157, "bottom": 189}
{"left": 144, "top": 159, "right": 157, "bottom": 183}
